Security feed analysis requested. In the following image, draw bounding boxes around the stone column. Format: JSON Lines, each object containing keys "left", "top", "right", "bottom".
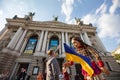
{"left": 65, "top": 32, "right": 69, "bottom": 45}
{"left": 95, "top": 33, "right": 107, "bottom": 52}
{"left": 9, "top": 62, "right": 18, "bottom": 80}
{"left": 83, "top": 32, "right": 91, "bottom": 45}
{"left": 59, "top": 33, "right": 62, "bottom": 55}
{"left": 7, "top": 27, "right": 22, "bottom": 49}
{"left": 41, "top": 31, "right": 48, "bottom": 53}
{"left": 62, "top": 32, "right": 65, "bottom": 53}
{"left": 46, "top": 38, "right": 50, "bottom": 51}
{"left": 13, "top": 30, "right": 23, "bottom": 49}
{"left": 80, "top": 33, "right": 84, "bottom": 42}
{"left": 26, "top": 62, "right": 31, "bottom": 73}
{"left": 36, "top": 30, "right": 44, "bottom": 52}
{"left": 35, "top": 35, "right": 40, "bottom": 53}
{"left": 20, "top": 37, "right": 28, "bottom": 54}
{"left": 15, "top": 29, "right": 27, "bottom": 51}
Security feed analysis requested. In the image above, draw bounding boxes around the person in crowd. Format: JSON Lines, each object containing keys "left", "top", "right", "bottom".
{"left": 17, "top": 68, "right": 27, "bottom": 80}
{"left": 71, "top": 36, "right": 110, "bottom": 80}
{"left": 46, "top": 49, "right": 60, "bottom": 80}
{"left": 62, "top": 61, "right": 70, "bottom": 80}
{"left": 26, "top": 74, "right": 31, "bottom": 80}
{"left": 0, "top": 70, "right": 9, "bottom": 80}
{"left": 37, "top": 72, "right": 43, "bottom": 80}
{"left": 59, "top": 72, "right": 64, "bottom": 80}
{"left": 62, "top": 61, "right": 74, "bottom": 80}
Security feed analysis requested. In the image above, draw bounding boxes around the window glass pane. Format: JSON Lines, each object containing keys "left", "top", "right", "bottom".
{"left": 24, "top": 38, "right": 37, "bottom": 54}
{"left": 49, "top": 36, "right": 59, "bottom": 55}
{"left": 50, "top": 39, "right": 58, "bottom": 51}
{"left": 51, "top": 40, "right": 58, "bottom": 46}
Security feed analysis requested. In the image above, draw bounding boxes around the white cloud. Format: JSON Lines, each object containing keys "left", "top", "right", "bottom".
{"left": 82, "top": 0, "right": 120, "bottom": 51}
{"left": 109, "top": 0, "right": 120, "bottom": 14}
{"left": 82, "top": 0, "right": 120, "bottom": 38}
{"left": 0, "top": 9, "right": 6, "bottom": 32}
{"left": 61, "top": 0, "right": 74, "bottom": 22}
{"left": 67, "top": 18, "right": 76, "bottom": 24}
{"left": 98, "top": 14, "right": 120, "bottom": 38}
{"left": 117, "top": 38, "right": 120, "bottom": 44}
{"left": 82, "top": 1, "right": 107, "bottom": 25}
{"left": 77, "top": 0, "right": 83, "bottom": 3}
{"left": 0, "top": 10, "right": 3, "bottom": 16}
{"left": 4, "top": 1, "right": 29, "bottom": 17}
{"left": 82, "top": 14, "right": 97, "bottom": 24}
{"left": 95, "top": 2, "right": 107, "bottom": 14}
{"left": 0, "top": 0, "right": 34, "bottom": 31}
{"left": 58, "top": 0, "right": 61, "bottom": 2}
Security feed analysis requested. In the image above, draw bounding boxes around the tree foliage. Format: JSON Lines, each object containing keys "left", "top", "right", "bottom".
{"left": 114, "top": 54, "right": 120, "bottom": 60}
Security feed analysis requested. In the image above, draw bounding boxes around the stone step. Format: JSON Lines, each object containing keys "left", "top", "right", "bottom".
{"left": 105, "top": 71, "right": 120, "bottom": 80}
{"left": 106, "top": 77, "right": 120, "bottom": 80}
{"left": 108, "top": 71, "right": 120, "bottom": 77}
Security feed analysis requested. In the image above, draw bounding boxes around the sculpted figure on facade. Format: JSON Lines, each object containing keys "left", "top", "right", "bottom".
{"left": 53, "top": 16, "right": 58, "bottom": 21}
{"left": 25, "top": 12, "right": 35, "bottom": 21}
{"left": 75, "top": 17, "right": 83, "bottom": 25}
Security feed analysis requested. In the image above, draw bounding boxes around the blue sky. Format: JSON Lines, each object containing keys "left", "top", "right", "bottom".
{"left": 0, "top": 0, "right": 120, "bottom": 52}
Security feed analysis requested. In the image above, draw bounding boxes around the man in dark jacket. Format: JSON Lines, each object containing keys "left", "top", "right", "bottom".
{"left": 17, "top": 68, "right": 27, "bottom": 80}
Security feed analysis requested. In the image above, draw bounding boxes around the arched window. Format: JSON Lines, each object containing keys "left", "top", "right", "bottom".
{"left": 24, "top": 35, "right": 38, "bottom": 55}
{"left": 49, "top": 35, "right": 59, "bottom": 53}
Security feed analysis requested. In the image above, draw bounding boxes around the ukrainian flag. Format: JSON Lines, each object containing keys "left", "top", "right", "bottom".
{"left": 64, "top": 43, "right": 94, "bottom": 77}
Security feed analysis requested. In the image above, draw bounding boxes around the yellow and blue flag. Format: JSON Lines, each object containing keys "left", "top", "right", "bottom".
{"left": 64, "top": 43, "right": 94, "bottom": 77}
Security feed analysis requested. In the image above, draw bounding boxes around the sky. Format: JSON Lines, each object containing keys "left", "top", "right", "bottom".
{"left": 0, "top": 0, "right": 120, "bottom": 52}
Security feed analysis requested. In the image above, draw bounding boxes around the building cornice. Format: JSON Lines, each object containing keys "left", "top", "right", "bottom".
{"left": 6, "top": 18, "right": 97, "bottom": 33}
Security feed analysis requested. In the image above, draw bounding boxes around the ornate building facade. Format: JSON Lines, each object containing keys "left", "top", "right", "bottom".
{"left": 0, "top": 13, "right": 120, "bottom": 80}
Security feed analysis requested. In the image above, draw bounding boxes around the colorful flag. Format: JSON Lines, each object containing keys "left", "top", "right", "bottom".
{"left": 64, "top": 43, "right": 94, "bottom": 77}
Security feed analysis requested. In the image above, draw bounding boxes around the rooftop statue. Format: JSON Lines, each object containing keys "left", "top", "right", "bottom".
{"left": 13, "top": 15, "right": 17, "bottom": 19}
{"left": 29, "top": 12, "right": 35, "bottom": 17}
{"left": 26, "top": 12, "right": 35, "bottom": 21}
{"left": 75, "top": 17, "right": 83, "bottom": 25}
{"left": 53, "top": 16, "right": 58, "bottom": 21}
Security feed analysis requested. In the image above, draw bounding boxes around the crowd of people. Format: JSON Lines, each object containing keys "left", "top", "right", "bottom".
{"left": 44, "top": 36, "right": 110, "bottom": 80}
{"left": 0, "top": 36, "right": 110, "bottom": 80}
{"left": 16, "top": 68, "right": 31, "bottom": 80}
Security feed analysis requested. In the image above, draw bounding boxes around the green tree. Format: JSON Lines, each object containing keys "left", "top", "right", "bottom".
{"left": 114, "top": 54, "right": 120, "bottom": 60}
